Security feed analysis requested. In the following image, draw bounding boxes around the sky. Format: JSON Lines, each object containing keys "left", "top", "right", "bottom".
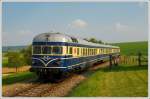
{"left": 2, "top": 2, "right": 148, "bottom": 46}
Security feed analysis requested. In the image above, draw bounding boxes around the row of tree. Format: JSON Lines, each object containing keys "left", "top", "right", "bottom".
{"left": 5, "top": 45, "right": 32, "bottom": 69}
{"left": 84, "top": 38, "right": 104, "bottom": 44}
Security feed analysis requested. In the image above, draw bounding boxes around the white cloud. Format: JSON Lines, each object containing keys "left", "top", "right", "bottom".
{"left": 71, "top": 19, "right": 88, "bottom": 28}
{"left": 115, "top": 22, "right": 128, "bottom": 32}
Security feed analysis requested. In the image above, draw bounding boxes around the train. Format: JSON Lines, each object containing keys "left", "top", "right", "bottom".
{"left": 30, "top": 33, "right": 120, "bottom": 81}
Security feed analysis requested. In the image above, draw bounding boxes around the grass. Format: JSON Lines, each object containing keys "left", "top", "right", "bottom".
{"left": 113, "top": 41, "right": 148, "bottom": 56}
{"left": 69, "top": 65, "right": 148, "bottom": 97}
{"left": 2, "top": 72, "right": 37, "bottom": 85}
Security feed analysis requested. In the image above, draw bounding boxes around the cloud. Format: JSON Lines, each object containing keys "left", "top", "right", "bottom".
{"left": 115, "top": 22, "right": 128, "bottom": 32}
{"left": 71, "top": 19, "right": 88, "bottom": 28}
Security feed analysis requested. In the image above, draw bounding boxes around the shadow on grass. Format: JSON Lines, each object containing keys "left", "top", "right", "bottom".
{"left": 83, "top": 64, "right": 147, "bottom": 78}
{"left": 2, "top": 72, "right": 38, "bottom": 85}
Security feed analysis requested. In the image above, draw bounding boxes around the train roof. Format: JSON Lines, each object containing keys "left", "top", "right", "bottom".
{"left": 33, "top": 33, "right": 119, "bottom": 48}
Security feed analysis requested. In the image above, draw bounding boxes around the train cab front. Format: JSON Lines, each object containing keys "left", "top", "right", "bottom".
{"left": 30, "top": 45, "right": 66, "bottom": 75}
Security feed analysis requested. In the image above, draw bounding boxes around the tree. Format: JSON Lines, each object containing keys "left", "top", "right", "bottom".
{"left": 85, "top": 38, "right": 104, "bottom": 44}
{"left": 98, "top": 40, "right": 103, "bottom": 44}
{"left": 21, "top": 45, "right": 32, "bottom": 65}
{"left": 89, "top": 38, "right": 98, "bottom": 43}
{"left": 6, "top": 51, "right": 23, "bottom": 72}
{"left": 83, "top": 38, "right": 89, "bottom": 41}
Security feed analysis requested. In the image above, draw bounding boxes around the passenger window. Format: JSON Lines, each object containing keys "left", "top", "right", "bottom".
{"left": 83, "top": 48, "right": 85, "bottom": 56}
{"left": 67, "top": 46, "right": 69, "bottom": 54}
{"left": 86, "top": 48, "right": 87, "bottom": 56}
{"left": 82, "top": 48, "right": 84, "bottom": 56}
{"left": 81, "top": 48, "right": 82, "bottom": 56}
{"left": 88, "top": 49, "right": 90, "bottom": 56}
{"left": 90, "top": 49, "right": 91, "bottom": 55}
{"left": 93, "top": 49, "right": 94, "bottom": 55}
{"left": 77, "top": 48, "right": 79, "bottom": 55}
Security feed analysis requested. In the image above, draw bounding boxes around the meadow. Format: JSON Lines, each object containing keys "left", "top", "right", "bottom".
{"left": 69, "top": 41, "right": 148, "bottom": 97}
{"left": 69, "top": 65, "right": 148, "bottom": 97}
{"left": 113, "top": 41, "right": 148, "bottom": 56}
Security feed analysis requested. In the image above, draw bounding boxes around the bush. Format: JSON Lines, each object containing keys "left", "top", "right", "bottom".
{"left": 21, "top": 45, "right": 32, "bottom": 65}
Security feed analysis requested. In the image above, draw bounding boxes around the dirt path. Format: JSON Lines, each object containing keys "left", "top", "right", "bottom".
{"left": 3, "top": 62, "right": 109, "bottom": 97}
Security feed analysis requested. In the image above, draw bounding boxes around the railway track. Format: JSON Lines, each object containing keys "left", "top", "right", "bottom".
{"left": 16, "top": 83, "right": 52, "bottom": 97}
{"left": 2, "top": 78, "right": 41, "bottom": 97}
{"left": 15, "top": 74, "right": 85, "bottom": 97}
{"left": 3, "top": 62, "right": 109, "bottom": 97}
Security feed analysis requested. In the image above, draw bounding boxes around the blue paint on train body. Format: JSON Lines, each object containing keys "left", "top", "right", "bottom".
{"left": 32, "top": 52, "right": 120, "bottom": 73}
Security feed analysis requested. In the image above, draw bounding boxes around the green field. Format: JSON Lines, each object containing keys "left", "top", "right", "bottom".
{"left": 2, "top": 72, "right": 37, "bottom": 85}
{"left": 69, "top": 65, "right": 148, "bottom": 97}
{"left": 113, "top": 41, "right": 148, "bottom": 55}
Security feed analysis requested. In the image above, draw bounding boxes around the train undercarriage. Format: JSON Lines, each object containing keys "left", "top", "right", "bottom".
{"left": 30, "top": 67, "right": 71, "bottom": 82}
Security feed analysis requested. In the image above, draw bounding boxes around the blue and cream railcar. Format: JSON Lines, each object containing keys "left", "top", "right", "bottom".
{"left": 30, "top": 33, "right": 120, "bottom": 78}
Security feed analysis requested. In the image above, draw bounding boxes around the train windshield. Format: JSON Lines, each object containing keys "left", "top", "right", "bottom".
{"left": 33, "top": 46, "right": 62, "bottom": 54}
{"left": 52, "top": 46, "right": 62, "bottom": 54}
{"left": 42, "top": 46, "right": 52, "bottom": 54}
{"left": 33, "top": 46, "right": 41, "bottom": 54}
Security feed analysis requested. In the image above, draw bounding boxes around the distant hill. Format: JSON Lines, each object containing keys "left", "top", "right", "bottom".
{"left": 112, "top": 41, "right": 148, "bottom": 56}
{"left": 2, "top": 46, "right": 28, "bottom": 52}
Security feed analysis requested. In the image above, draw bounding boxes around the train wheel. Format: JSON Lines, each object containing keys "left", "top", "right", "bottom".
{"left": 48, "top": 72, "right": 63, "bottom": 83}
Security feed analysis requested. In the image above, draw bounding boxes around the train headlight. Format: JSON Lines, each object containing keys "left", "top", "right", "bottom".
{"left": 32, "top": 60, "right": 35, "bottom": 65}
